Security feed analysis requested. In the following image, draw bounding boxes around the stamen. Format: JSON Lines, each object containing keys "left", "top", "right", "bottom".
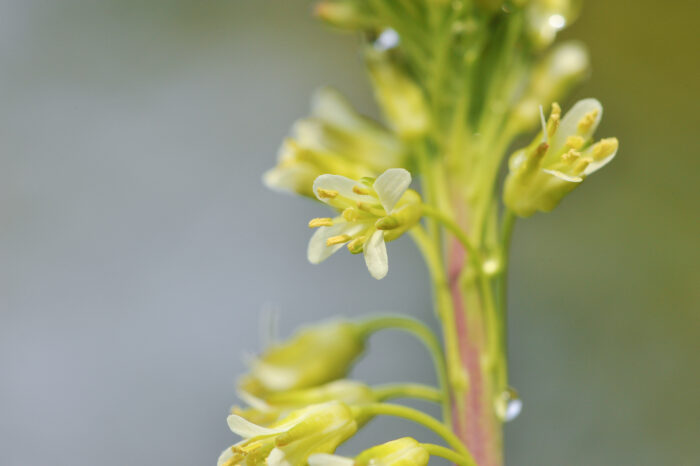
{"left": 572, "top": 157, "right": 592, "bottom": 174}
{"left": 592, "top": 137, "right": 619, "bottom": 161}
{"left": 347, "top": 236, "right": 365, "bottom": 254}
{"left": 561, "top": 149, "right": 581, "bottom": 162}
{"left": 352, "top": 185, "right": 370, "bottom": 195}
{"left": 316, "top": 188, "right": 338, "bottom": 199}
{"left": 326, "top": 234, "right": 351, "bottom": 246}
{"left": 577, "top": 109, "right": 600, "bottom": 133}
{"left": 342, "top": 207, "right": 360, "bottom": 222}
{"left": 566, "top": 135, "right": 585, "bottom": 149}
{"left": 547, "top": 102, "right": 561, "bottom": 137}
{"left": 309, "top": 217, "right": 334, "bottom": 228}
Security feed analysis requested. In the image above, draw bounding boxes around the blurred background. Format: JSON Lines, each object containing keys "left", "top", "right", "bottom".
{"left": 1, "top": 1, "right": 698, "bottom": 465}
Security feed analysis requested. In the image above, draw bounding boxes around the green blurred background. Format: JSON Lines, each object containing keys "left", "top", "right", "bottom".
{"left": 0, "top": 1, "right": 697, "bottom": 465}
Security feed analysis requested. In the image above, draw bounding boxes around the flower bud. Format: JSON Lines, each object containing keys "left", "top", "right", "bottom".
{"left": 511, "top": 41, "right": 590, "bottom": 132}
{"left": 525, "top": 0, "right": 582, "bottom": 50}
{"left": 239, "top": 322, "right": 366, "bottom": 397}
{"left": 309, "top": 437, "right": 430, "bottom": 466}
{"left": 367, "top": 54, "right": 430, "bottom": 138}
{"left": 314, "top": 0, "right": 375, "bottom": 31}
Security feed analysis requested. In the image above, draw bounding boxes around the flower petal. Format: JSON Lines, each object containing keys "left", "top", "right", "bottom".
{"left": 581, "top": 139, "right": 619, "bottom": 176}
{"left": 308, "top": 222, "right": 366, "bottom": 264}
{"left": 364, "top": 230, "right": 388, "bottom": 280}
{"left": 310, "top": 87, "right": 362, "bottom": 131}
{"left": 266, "top": 448, "right": 292, "bottom": 466}
{"left": 226, "top": 414, "right": 287, "bottom": 438}
{"left": 237, "top": 389, "right": 271, "bottom": 411}
{"left": 549, "top": 98, "right": 603, "bottom": 156}
{"left": 308, "top": 453, "right": 355, "bottom": 466}
{"left": 217, "top": 446, "right": 235, "bottom": 466}
{"left": 313, "top": 174, "right": 374, "bottom": 204}
{"left": 373, "top": 168, "right": 411, "bottom": 212}
{"left": 542, "top": 169, "right": 583, "bottom": 183}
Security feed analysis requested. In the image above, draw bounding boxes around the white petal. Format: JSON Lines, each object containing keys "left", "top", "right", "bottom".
{"left": 237, "top": 389, "right": 271, "bottom": 411}
{"left": 542, "top": 169, "right": 583, "bottom": 183}
{"left": 218, "top": 446, "right": 235, "bottom": 466}
{"left": 310, "top": 87, "right": 362, "bottom": 130}
{"left": 373, "top": 168, "right": 412, "bottom": 212}
{"left": 226, "top": 414, "right": 286, "bottom": 438}
{"left": 582, "top": 143, "right": 619, "bottom": 176}
{"left": 313, "top": 174, "right": 374, "bottom": 204}
{"left": 308, "top": 453, "right": 355, "bottom": 466}
{"left": 364, "top": 230, "right": 388, "bottom": 280}
{"left": 262, "top": 165, "right": 315, "bottom": 195}
{"left": 308, "top": 222, "right": 366, "bottom": 264}
{"left": 550, "top": 98, "right": 603, "bottom": 155}
{"left": 266, "top": 448, "right": 292, "bottom": 466}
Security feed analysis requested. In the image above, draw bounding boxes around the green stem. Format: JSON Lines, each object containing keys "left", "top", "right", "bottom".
{"left": 421, "top": 204, "right": 483, "bottom": 267}
{"left": 358, "top": 315, "right": 451, "bottom": 424}
{"left": 353, "top": 403, "right": 474, "bottom": 461}
{"left": 421, "top": 443, "right": 477, "bottom": 466}
{"left": 373, "top": 383, "right": 442, "bottom": 403}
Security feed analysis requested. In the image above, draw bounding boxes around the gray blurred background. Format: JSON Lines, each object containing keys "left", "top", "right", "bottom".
{"left": 1, "top": 1, "right": 698, "bottom": 465}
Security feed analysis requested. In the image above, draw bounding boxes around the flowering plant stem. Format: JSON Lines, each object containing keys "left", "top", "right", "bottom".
{"left": 353, "top": 403, "right": 475, "bottom": 465}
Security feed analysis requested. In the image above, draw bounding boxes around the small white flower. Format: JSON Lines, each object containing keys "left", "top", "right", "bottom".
{"left": 307, "top": 168, "right": 420, "bottom": 280}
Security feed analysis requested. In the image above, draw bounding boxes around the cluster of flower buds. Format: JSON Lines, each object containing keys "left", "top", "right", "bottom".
{"left": 504, "top": 99, "right": 618, "bottom": 216}
{"left": 307, "top": 168, "right": 422, "bottom": 279}
{"left": 263, "top": 88, "right": 404, "bottom": 198}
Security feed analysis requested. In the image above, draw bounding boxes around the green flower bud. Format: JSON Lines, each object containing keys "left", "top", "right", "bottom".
{"left": 239, "top": 322, "right": 366, "bottom": 397}
{"left": 367, "top": 54, "right": 430, "bottom": 139}
{"left": 308, "top": 437, "right": 430, "bottom": 466}
{"left": 314, "top": 0, "right": 376, "bottom": 31}
{"left": 511, "top": 41, "right": 590, "bottom": 132}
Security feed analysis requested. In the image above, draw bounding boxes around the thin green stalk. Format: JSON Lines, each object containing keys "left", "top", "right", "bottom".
{"left": 421, "top": 204, "right": 483, "bottom": 267}
{"left": 373, "top": 383, "right": 442, "bottom": 403}
{"left": 421, "top": 443, "right": 477, "bottom": 466}
{"left": 358, "top": 314, "right": 450, "bottom": 424}
{"left": 353, "top": 403, "right": 474, "bottom": 462}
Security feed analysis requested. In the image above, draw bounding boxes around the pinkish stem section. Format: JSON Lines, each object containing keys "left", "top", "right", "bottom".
{"left": 449, "top": 236, "right": 503, "bottom": 466}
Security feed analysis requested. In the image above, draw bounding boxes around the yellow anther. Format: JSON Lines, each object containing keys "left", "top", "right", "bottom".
{"left": 592, "top": 137, "right": 619, "bottom": 161}
{"left": 352, "top": 185, "right": 370, "bottom": 195}
{"left": 561, "top": 149, "right": 581, "bottom": 162}
{"left": 577, "top": 109, "right": 600, "bottom": 133}
{"left": 308, "top": 217, "right": 334, "bottom": 228}
{"left": 347, "top": 237, "right": 365, "bottom": 254}
{"left": 342, "top": 207, "right": 360, "bottom": 222}
{"left": 326, "top": 234, "right": 351, "bottom": 246}
{"left": 566, "top": 135, "right": 585, "bottom": 149}
{"left": 572, "top": 157, "right": 592, "bottom": 174}
{"left": 547, "top": 103, "right": 561, "bottom": 137}
{"left": 316, "top": 188, "right": 339, "bottom": 199}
